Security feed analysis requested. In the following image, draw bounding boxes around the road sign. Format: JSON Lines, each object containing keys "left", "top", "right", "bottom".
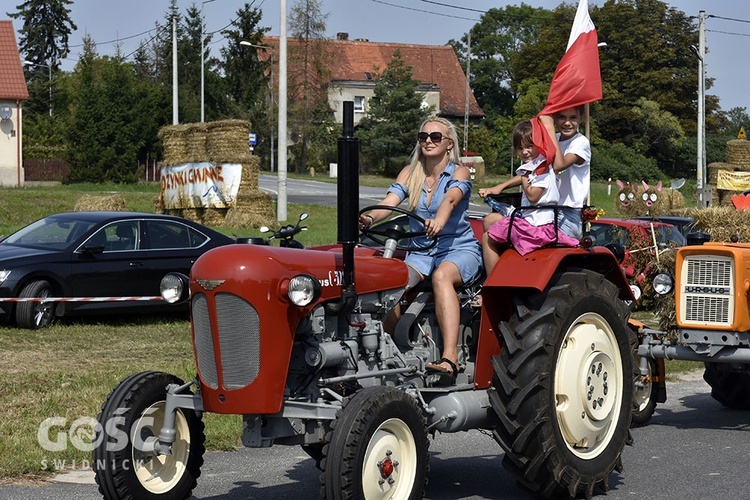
{"left": 249, "top": 132, "right": 257, "bottom": 146}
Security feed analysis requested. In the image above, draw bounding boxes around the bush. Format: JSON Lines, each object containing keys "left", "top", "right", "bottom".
{"left": 592, "top": 141, "right": 664, "bottom": 182}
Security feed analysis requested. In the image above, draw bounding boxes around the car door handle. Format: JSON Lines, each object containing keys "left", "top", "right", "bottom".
{"left": 129, "top": 262, "right": 144, "bottom": 268}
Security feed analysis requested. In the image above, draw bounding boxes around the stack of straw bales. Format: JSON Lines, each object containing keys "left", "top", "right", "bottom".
{"left": 74, "top": 194, "right": 127, "bottom": 212}
{"left": 157, "top": 120, "right": 273, "bottom": 228}
{"left": 708, "top": 139, "right": 750, "bottom": 206}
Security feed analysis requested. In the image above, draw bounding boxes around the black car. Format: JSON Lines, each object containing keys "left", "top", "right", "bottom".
{"left": 0, "top": 211, "right": 235, "bottom": 329}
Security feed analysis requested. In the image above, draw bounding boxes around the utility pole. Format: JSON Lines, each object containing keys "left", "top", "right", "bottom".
{"left": 200, "top": 0, "right": 215, "bottom": 123}
{"left": 172, "top": 15, "right": 178, "bottom": 125}
{"left": 278, "top": 0, "right": 288, "bottom": 222}
{"left": 695, "top": 11, "right": 707, "bottom": 208}
{"left": 463, "top": 31, "right": 471, "bottom": 155}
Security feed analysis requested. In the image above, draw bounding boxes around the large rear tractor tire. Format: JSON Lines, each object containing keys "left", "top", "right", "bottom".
{"left": 15, "top": 280, "right": 55, "bottom": 329}
{"left": 490, "top": 269, "right": 634, "bottom": 498}
{"left": 631, "top": 356, "right": 658, "bottom": 427}
{"left": 93, "top": 371, "right": 205, "bottom": 500}
{"left": 321, "top": 386, "right": 429, "bottom": 500}
{"left": 703, "top": 363, "right": 750, "bottom": 409}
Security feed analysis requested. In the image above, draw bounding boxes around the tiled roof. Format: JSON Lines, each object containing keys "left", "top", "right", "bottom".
{"left": 0, "top": 20, "right": 29, "bottom": 100}
{"left": 262, "top": 36, "right": 483, "bottom": 119}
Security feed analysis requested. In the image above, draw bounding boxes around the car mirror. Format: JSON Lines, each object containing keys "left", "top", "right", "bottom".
{"left": 81, "top": 244, "right": 105, "bottom": 255}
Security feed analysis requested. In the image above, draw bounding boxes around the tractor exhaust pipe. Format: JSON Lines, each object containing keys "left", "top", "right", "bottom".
{"left": 327, "top": 101, "right": 358, "bottom": 324}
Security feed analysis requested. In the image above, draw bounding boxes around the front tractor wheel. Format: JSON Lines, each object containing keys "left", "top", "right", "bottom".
{"left": 631, "top": 356, "right": 658, "bottom": 427}
{"left": 490, "top": 270, "right": 634, "bottom": 498}
{"left": 321, "top": 386, "right": 429, "bottom": 500}
{"left": 93, "top": 371, "right": 205, "bottom": 500}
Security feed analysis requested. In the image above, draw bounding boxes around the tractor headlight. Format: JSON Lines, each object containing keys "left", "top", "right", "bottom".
{"left": 653, "top": 273, "right": 674, "bottom": 295}
{"left": 0, "top": 270, "right": 10, "bottom": 286}
{"left": 288, "top": 274, "right": 321, "bottom": 306}
{"left": 160, "top": 273, "right": 190, "bottom": 304}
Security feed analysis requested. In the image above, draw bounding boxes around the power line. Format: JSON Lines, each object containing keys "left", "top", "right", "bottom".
{"left": 419, "top": 0, "right": 486, "bottom": 14}
{"left": 708, "top": 14, "right": 750, "bottom": 25}
{"left": 69, "top": 27, "right": 158, "bottom": 48}
{"left": 706, "top": 29, "right": 750, "bottom": 38}
{"left": 368, "top": 0, "right": 479, "bottom": 22}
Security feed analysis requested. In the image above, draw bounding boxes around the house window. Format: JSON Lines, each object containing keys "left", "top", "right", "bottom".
{"left": 354, "top": 96, "right": 365, "bottom": 112}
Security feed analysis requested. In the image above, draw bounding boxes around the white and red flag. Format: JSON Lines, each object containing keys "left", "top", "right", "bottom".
{"left": 532, "top": 0, "right": 602, "bottom": 169}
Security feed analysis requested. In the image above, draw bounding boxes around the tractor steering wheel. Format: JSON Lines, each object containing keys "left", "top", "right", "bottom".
{"left": 359, "top": 205, "right": 438, "bottom": 252}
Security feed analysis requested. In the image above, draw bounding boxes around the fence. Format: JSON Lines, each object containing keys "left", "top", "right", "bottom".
{"left": 22, "top": 158, "right": 161, "bottom": 183}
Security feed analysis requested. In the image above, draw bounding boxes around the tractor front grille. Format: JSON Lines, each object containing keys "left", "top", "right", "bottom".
{"left": 680, "top": 256, "right": 733, "bottom": 326}
{"left": 192, "top": 292, "right": 261, "bottom": 390}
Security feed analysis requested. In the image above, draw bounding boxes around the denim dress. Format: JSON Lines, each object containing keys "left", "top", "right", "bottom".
{"left": 387, "top": 162, "right": 482, "bottom": 284}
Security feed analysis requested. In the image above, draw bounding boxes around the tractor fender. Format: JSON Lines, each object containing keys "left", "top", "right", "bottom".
{"left": 473, "top": 246, "right": 634, "bottom": 390}
{"left": 483, "top": 246, "right": 633, "bottom": 301}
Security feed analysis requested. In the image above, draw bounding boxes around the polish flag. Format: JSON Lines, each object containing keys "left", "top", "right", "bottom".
{"left": 532, "top": 0, "right": 602, "bottom": 169}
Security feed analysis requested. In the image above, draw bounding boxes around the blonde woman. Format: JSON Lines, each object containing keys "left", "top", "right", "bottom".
{"left": 360, "top": 118, "right": 482, "bottom": 381}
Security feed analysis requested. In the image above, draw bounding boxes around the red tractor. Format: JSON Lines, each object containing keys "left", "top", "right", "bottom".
{"left": 93, "top": 103, "right": 636, "bottom": 499}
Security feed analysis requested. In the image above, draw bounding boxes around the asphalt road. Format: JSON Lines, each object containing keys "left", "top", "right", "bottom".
{"left": 2, "top": 371, "right": 749, "bottom": 500}
{"left": 258, "top": 174, "right": 490, "bottom": 213}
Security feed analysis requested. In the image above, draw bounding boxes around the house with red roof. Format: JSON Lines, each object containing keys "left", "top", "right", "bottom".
{"left": 262, "top": 34, "right": 483, "bottom": 127}
{"left": 0, "top": 20, "right": 28, "bottom": 186}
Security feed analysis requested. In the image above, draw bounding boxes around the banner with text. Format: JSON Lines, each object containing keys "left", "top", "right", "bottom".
{"left": 717, "top": 169, "right": 750, "bottom": 191}
{"left": 160, "top": 162, "right": 242, "bottom": 209}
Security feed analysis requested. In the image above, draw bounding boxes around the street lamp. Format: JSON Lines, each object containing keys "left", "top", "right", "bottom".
{"left": 200, "top": 0, "right": 215, "bottom": 123}
{"left": 240, "top": 41, "right": 275, "bottom": 173}
{"left": 23, "top": 60, "right": 52, "bottom": 117}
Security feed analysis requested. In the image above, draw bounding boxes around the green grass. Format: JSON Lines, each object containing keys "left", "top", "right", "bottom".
{"left": 0, "top": 314, "right": 242, "bottom": 479}
{"left": 0, "top": 176, "right": 695, "bottom": 481}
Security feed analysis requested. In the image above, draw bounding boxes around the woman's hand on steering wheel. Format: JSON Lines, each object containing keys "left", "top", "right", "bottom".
{"left": 424, "top": 218, "right": 444, "bottom": 239}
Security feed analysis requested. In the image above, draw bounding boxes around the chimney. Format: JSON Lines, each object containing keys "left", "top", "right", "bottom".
{"left": 337, "top": 32, "right": 349, "bottom": 41}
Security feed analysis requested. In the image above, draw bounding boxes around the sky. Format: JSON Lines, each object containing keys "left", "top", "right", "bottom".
{"left": 7, "top": 0, "right": 750, "bottom": 113}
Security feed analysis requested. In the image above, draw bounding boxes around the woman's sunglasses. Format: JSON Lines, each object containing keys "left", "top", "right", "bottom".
{"left": 417, "top": 131, "right": 444, "bottom": 144}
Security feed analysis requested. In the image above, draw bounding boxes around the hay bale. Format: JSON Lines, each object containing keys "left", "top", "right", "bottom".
{"left": 708, "top": 162, "right": 733, "bottom": 186}
{"left": 74, "top": 194, "right": 127, "bottom": 211}
{"left": 237, "top": 158, "right": 261, "bottom": 193}
{"left": 614, "top": 181, "right": 643, "bottom": 218}
{"left": 180, "top": 208, "right": 204, "bottom": 223}
{"left": 186, "top": 124, "right": 209, "bottom": 163}
{"left": 206, "top": 120, "right": 253, "bottom": 164}
{"left": 202, "top": 208, "right": 228, "bottom": 226}
{"left": 727, "top": 139, "right": 750, "bottom": 168}
{"left": 159, "top": 124, "right": 191, "bottom": 166}
{"left": 224, "top": 192, "right": 275, "bottom": 228}
{"left": 679, "top": 206, "right": 750, "bottom": 241}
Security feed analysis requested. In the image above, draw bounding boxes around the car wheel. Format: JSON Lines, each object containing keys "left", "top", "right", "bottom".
{"left": 15, "top": 280, "right": 55, "bottom": 329}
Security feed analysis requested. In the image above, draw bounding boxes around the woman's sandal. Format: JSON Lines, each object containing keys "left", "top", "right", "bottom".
{"left": 425, "top": 358, "right": 458, "bottom": 382}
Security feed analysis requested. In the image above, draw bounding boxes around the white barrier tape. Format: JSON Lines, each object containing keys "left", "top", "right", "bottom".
{"left": 0, "top": 296, "right": 164, "bottom": 303}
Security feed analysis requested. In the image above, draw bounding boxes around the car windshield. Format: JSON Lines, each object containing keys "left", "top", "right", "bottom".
{"left": 2, "top": 217, "right": 97, "bottom": 250}
{"left": 589, "top": 222, "right": 686, "bottom": 249}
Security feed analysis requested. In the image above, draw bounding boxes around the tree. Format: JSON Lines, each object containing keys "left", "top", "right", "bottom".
{"left": 717, "top": 107, "right": 750, "bottom": 137}
{"left": 9, "top": 0, "right": 78, "bottom": 133}
{"left": 629, "top": 98, "right": 685, "bottom": 176}
{"left": 452, "top": 4, "right": 551, "bottom": 120}
{"left": 357, "top": 51, "right": 433, "bottom": 176}
{"left": 220, "top": 4, "right": 272, "bottom": 165}
{"left": 592, "top": 1, "right": 700, "bottom": 139}
{"left": 65, "top": 38, "right": 141, "bottom": 183}
{"left": 288, "top": 0, "right": 331, "bottom": 173}
{"left": 9, "top": 0, "right": 77, "bottom": 68}
{"left": 65, "top": 37, "right": 106, "bottom": 182}
{"left": 221, "top": 4, "right": 269, "bottom": 118}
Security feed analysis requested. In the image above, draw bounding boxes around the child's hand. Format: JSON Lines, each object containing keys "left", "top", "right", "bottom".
{"left": 478, "top": 186, "right": 501, "bottom": 198}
